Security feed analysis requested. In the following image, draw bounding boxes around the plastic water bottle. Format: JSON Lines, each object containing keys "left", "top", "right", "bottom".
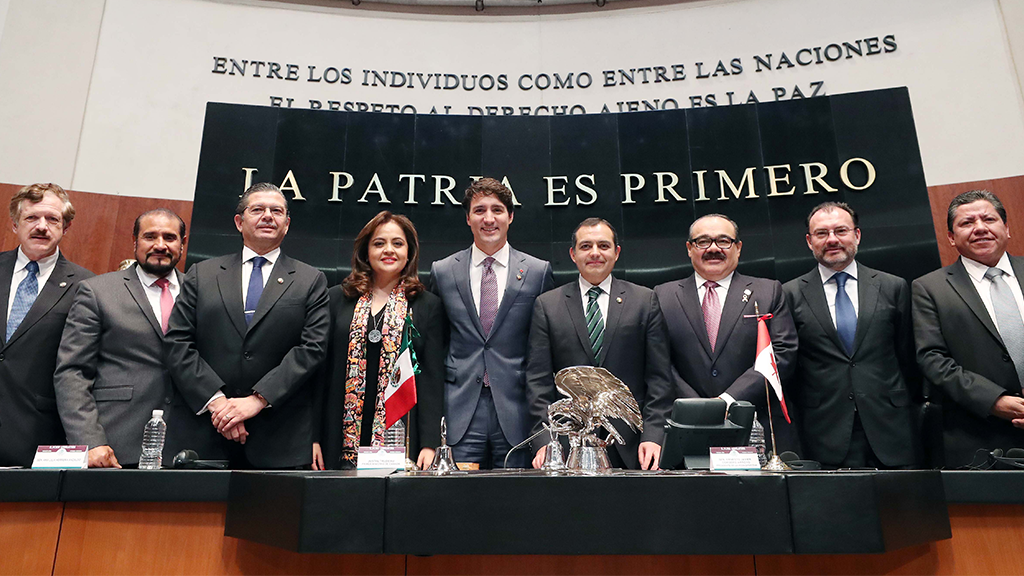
{"left": 384, "top": 419, "right": 406, "bottom": 448}
{"left": 749, "top": 412, "right": 767, "bottom": 467}
{"left": 138, "top": 410, "right": 166, "bottom": 469}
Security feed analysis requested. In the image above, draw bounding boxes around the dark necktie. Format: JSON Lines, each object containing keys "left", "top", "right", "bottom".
{"left": 985, "top": 267, "right": 1024, "bottom": 390}
{"left": 7, "top": 260, "right": 39, "bottom": 338}
{"left": 479, "top": 257, "right": 497, "bottom": 387}
{"left": 586, "top": 286, "right": 604, "bottom": 363}
{"left": 833, "top": 271, "right": 857, "bottom": 355}
{"left": 701, "top": 280, "right": 721, "bottom": 352}
{"left": 245, "top": 256, "right": 267, "bottom": 325}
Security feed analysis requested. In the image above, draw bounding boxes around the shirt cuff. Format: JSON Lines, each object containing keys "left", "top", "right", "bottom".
{"left": 718, "top": 392, "right": 737, "bottom": 409}
{"left": 199, "top": 391, "right": 226, "bottom": 415}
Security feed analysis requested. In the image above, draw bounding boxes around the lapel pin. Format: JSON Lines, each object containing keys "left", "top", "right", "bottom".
{"left": 59, "top": 282, "right": 67, "bottom": 288}
{"left": 742, "top": 289, "right": 752, "bottom": 303}
{"left": 616, "top": 297, "right": 622, "bottom": 303}
{"left": 277, "top": 278, "right": 284, "bottom": 284}
{"left": 517, "top": 269, "right": 524, "bottom": 280}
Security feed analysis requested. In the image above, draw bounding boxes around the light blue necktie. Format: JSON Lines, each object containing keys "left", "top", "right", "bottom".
{"left": 7, "top": 260, "right": 40, "bottom": 339}
{"left": 833, "top": 271, "right": 856, "bottom": 355}
{"left": 244, "top": 256, "right": 267, "bottom": 325}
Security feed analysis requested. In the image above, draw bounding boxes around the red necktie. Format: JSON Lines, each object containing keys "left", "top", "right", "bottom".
{"left": 154, "top": 277, "right": 173, "bottom": 334}
{"left": 702, "top": 280, "right": 721, "bottom": 352}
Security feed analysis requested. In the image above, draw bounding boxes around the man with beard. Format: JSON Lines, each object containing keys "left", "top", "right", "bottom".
{"left": 783, "top": 202, "right": 920, "bottom": 468}
{"left": 165, "top": 183, "right": 329, "bottom": 469}
{"left": 526, "top": 218, "right": 673, "bottom": 470}
{"left": 55, "top": 209, "right": 220, "bottom": 467}
{"left": 655, "top": 214, "right": 800, "bottom": 453}
{"left": 0, "top": 183, "right": 93, "bottom": 467}
{"left": 914, "top": 190, "right": 1024, "bottom": 467}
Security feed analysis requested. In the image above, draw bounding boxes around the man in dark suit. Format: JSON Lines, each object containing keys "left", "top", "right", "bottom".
{"left": 526, "top": 218, "right": 673, "bottom": 470}
{"left": 655, "top": 214, "right": 800, "bottom": 452}
{"left": 913, "top": 189, "right": 1024, "bottom": 468}
{"left": 429, "top": 178, "right": 554, "bottom": 468}
{"left": 55, "top": 209, "right": 219, "bottom": 467}
{"left": 165, "top": 183, "right": 329, "bottom": 469}
{"left": 783, "top": 202, "right": 919, "bottom": 468}
{"left": 0, "top": 183, "right": 93, "bottom": 467}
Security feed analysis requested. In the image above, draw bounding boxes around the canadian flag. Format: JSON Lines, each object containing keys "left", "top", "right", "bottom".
{"left": 753, "top": 316, "right": 791, "bottom": 424}
{"left": 384, "top": 318, "right": 418, "bottom": 429}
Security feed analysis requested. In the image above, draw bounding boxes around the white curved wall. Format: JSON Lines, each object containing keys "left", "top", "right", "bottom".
{"left": 0, "top": 0, "right": 1022, "bottom": 200}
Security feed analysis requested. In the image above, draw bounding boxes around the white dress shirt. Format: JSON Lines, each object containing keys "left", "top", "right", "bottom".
{"left": 578, "top": 274, "right": 613, "bottom": 328}
{"left": 7, "top": 247, "right": 60, "bottom": 320}
{"left": 470, "top": 242, "right": 510, "bottom": 315}
{"left": 694, "top": 271, "right": 736, "bottom": 406}
{"left": 818, "top": 260, "right": 860, "bottom": 327}
{"left": 135, "top": 265, "right": 180, "bottom": 321}
{"left": 961, "top": 253, "right": 1024, "bottom": 332}
{"left": 241, "top": 246, "right": 279, "bottom": 304}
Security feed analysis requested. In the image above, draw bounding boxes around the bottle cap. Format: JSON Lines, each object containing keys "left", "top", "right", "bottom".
{"left": 153, "top": 410, "right": 164, "bottom": 418}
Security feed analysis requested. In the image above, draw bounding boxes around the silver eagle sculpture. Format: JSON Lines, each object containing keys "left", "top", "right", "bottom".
{"left": 550, "top": 366, "right": 643, "bottom": 448}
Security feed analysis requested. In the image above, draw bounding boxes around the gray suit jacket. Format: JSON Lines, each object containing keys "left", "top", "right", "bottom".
{"left": 0, "top": 249, "right": 93, "bottom": 466}
{"left": 54, "top": 264, "right": 221, "bottom": 465}
{"left": 164, "top": 251, "right": 330, "bottom": 468}
{"left": 655, "top": 273, "right": 801, "bottom": 453}
{"left": 784, "top": 264, "right": 920, "bottom": 467}
{"left": 913, "top": 255, "right": 1024, "bottom": 468}
{"left": 525, "top": 278, "right": 674, "bottom": 468}
{"left": 429, "top": 246, "right": 554, "bottom": 446}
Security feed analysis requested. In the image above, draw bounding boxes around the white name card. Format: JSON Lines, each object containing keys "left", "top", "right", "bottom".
{"left": 32, "top": 445, "right": 88, "bottom": 469}
{"left": 709, "top": 447, "right": 762, "bottom": 471}
{"left": 357, "top": 446, "right": 406, "bottom": 471}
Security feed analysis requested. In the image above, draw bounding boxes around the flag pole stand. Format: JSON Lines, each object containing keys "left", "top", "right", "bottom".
{"left": 762, "top": 376, "right": 790, "bottom": 471}
{"left": 403, "top": 414, "right": 418, "bottom": 471}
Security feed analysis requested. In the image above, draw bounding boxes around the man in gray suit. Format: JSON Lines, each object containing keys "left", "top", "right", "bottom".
{"left": 55, "top": 209, "right": 218, "bottom": 467}
{"left": 526, "top": 218, "right": 673, "bottom": 470}
{"left": 0, "top": 183, "right": 93, "bottom": 467}
{"left": 655, "top": 214, "right": 800, "bottom": 453}
{"left": 914, "top": 190, "right": 1024, "bottom": 468}
{"left": 165, "top": 183, "right": 329, "bottom": 469}
{"left": 429, "top": 178, "right": 554, "bottom": 468}
{"left": 783, "top": 202, "right": 920, "bottom": 468}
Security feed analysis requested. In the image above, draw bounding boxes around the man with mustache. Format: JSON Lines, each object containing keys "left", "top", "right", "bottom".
{"left": 55, "top": 209, "right": 220, "bottom": 467}
{"left": 783, "top": 202, "right": 920, "bottom": 468}
{"left": 914, "top": 190, "right": 1024, "bottom": 467}
{"left": 0, "top": 183, "right": 93, "bottom": 467}
{"left": 525, "top": 218, "right": 673, "bottom": 469}
{"left": 165, "top": 183, "right": 330, "bottom": 469}
{"left": 655, "top": 214, "right": 800, "bottom": 453}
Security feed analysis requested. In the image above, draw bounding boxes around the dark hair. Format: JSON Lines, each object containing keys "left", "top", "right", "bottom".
{"left": 462, "top": 177, "right": 514, "bottom": 214}
{"left": 236, "top": 182, "right": 289, "bottom": 216}
{"left": 342, "top": 211, "right": 425, "bottom": 300}
{"left": 806, "top": 201, "right": 859, "bottom": 231}
{"left": 9, "top": 183, "right": 75, "bottom": 225}
{"left": 688, "top": 213, "right": 740, "bottom": 241}
{"left": 133, "top": 208, "right": 186, "bottom": 239}
{"left": 571, "top": 217, "right": 618, "bottom": 248}
{"left": 947, "top": 189, "right": 1005, "bottom": 232}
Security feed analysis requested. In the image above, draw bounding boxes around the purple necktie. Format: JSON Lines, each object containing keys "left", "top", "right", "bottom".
{"left": 702, "top": 280, "right": 721, "bottom": 352}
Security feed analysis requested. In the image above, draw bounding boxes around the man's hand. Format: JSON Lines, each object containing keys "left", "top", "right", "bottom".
{"left": 312, "top": 442, "right": 324, "bottom": 470}
{"left": 991, "top": 396, "right": 1024, "bottom": 424}
{"left": 638, "top": 441, "right": 661, "bottom": 470}
{"left": 532, "top": 446, "right": 547, "bottom": 469}
{"left": 87, "top": 446, "right": 121, "bottom": 468}
{"left": 416, "top": 448, "right": 435, "bottom": 471}
{"left": 220, "top": 421, "right": 249, "bottom": 443}
{"left": 211, "top": 395, "right": 267, "bottom": 433}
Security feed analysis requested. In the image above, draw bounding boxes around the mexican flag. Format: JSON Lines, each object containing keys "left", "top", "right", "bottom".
{"left": 384, "top": 313, "right": 419, "bottom": 428}
{"left": 754, "top": 315, "right": 791, "bottom": 424}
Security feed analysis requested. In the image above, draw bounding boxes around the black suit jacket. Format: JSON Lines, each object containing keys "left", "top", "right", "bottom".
{"left": 525, "top": 278, "right": 674, "bottom": 469}
{"left": 316, "top": 288, "right": 446, "bottom": 470}
{"left": 655, "top": 273, "right": 800, "bottom": 453}
{"left": 164, "top": 252, "right": 330, "bottom": 468}
{"left": 0, "top": 249, "right": 93, "bottom": 466}
{"left": 784, "top": 264, "right": 920, "bottom": 467}
{"left": 913, "top": 256, "right": 1024, "bottom": 468}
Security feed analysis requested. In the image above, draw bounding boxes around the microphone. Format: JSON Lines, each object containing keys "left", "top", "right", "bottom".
{"left": 779, "top": 450, "right": 821, "bottom": 470}
{"left": 171, "top": 449, "right": 228, "bottom": 470}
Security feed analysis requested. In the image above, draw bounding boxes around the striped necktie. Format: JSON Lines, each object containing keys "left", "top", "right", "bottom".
{"left": 586, "top": 286, "right": 604, "bottom": 362}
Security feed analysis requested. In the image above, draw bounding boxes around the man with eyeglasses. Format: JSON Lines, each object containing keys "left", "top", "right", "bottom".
{"left": 165, "top": 182, "right": 330, "bottom": 469}
{"left": 783, "top": 202, "right": 920, "bottom": 469}
{"left": 656, "top": 213, "right": 800, "bottom": 453}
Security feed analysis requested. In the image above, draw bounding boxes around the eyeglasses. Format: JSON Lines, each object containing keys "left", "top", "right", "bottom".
{"left": 810, "top": 227, "right": 855, "bottom": 240}
{"left": 689, "top": 236, "right": 736, "bottom": 250}
{"left": 245, "top": 204, "right": 287, "bottom": 218}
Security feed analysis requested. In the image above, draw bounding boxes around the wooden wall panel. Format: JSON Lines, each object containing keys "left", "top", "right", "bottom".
{"left": 407, "top": 554, "right": 755, "bottom": 575}
{"left": 0, "top": 502, "right": 64, "bottom": 576}
{"left": 925, "top": 174, "right": 1024, "bottom": 267}
{"left": 54, "top": 502, "right": 404, "bottom": 576}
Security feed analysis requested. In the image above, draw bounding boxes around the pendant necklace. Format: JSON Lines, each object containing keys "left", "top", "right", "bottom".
{"left": 368, "top": 304, "right": 385, "bottom": 343}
